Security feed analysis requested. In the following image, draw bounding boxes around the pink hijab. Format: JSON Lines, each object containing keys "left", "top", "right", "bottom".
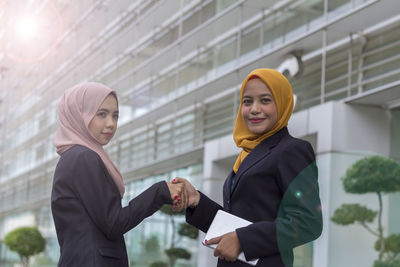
{"left": 54, "top": 82, "right": 125, "bottom": 197}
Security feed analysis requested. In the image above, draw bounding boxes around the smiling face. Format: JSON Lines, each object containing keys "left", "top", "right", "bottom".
{"left": 88, "top": 94, "right": 119, "bottom": 145}
{"left": 241, "top": 78, "right": 278, "bottom": 136}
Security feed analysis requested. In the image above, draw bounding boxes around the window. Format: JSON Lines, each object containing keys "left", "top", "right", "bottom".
{"left": 204, "top": 92, "right": 236, "bottom": 141}
{"left": 240, "top": 22, "right": 261, "bottom": 59}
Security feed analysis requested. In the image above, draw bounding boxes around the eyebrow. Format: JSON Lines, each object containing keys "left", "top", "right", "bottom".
{"left": 97, "top": 108, "right": 119, "bottom": 113}
{"left": 243, "top": 93, "right": 273, "bottom": 98}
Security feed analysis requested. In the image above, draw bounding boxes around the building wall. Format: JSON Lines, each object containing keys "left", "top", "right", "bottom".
{"left": 0, "top": 0, "right": 400, "bottom": 266}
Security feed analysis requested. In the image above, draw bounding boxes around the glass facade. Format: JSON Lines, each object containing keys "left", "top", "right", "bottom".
{"left": 122, "top": 164, "right": 203, "bottom": 266}
{"left": 1, "top": 0, "right": 399, "bottom": 266}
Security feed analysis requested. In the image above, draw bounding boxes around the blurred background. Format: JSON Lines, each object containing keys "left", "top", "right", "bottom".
{"left": 0, "top": 0, "right": 399, "bottom": 266}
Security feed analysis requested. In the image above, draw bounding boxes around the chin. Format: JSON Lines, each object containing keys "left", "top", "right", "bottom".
{"left": 249, "top": 127, "right": 266, "bottom": 135}
{"left": 249, "top": 127, "right": 272, "bottom": 136}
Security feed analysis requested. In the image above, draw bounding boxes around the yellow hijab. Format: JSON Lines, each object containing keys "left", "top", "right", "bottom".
{"left": 233, "top": 68, "right": 294, "bottom": 173}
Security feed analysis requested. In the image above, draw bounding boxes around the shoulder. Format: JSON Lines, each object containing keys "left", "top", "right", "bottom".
{"left": 276, "top": 134, "right": 315, "bottom": 163}
{"left": 274, "top": 131, "right": 313, "bottom": 152}
{"left": 62, "top": 145, "right": 100, "bottom": 159}
{"left": 265, "top": 127, "right": 314, "bottom": 155}
{"left": 275, "top": 134, "right": 318, "bottom": 186}
{"left": 58, "top": 145, "right": 103, "bottom": 170}
{"left": 283, "top": 134, "right": 313, "bottom": 150}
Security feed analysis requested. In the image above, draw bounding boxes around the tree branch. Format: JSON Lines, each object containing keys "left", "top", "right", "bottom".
{"left": 358, "top": 221, "right": 379, "bottom": 237}
{"left": 377, "top": 192, "right": 385, "bottom": 260}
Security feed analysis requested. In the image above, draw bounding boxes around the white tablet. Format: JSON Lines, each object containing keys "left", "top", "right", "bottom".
{"left": 203, "top": 210, "right": 259, "bottom": 266}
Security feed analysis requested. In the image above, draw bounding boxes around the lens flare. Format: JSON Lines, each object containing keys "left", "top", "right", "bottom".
{"left": 1, "top": 0, "right": 63, "bottom": 62}
{"left": 15, "top": 16, "right": 38, "bottom": 40}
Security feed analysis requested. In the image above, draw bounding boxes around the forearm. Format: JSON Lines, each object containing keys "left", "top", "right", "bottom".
{"left": 186, "top": 191, "right": 222, "bottom": 233}
{"left": 109, "top": 181, "right": 171, "bottom": 238}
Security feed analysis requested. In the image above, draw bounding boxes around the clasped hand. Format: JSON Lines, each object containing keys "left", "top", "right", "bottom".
{"left": 170, "top": 177, "right": 242, "bottom": 262}
{"left": 166, "top": 181, "right": 187, "bottom": 212}
{"left": 166, "top": 177, "right": 200, "bottom": 211}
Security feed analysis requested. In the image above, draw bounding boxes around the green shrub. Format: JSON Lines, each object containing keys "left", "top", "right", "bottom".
{"left": 4, "top": 226, "right": 45, "bottom": 267}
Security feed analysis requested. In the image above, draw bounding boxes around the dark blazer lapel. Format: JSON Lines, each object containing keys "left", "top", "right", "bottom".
{"left": 231, "top": 127, "right": 289, "bottom": 195}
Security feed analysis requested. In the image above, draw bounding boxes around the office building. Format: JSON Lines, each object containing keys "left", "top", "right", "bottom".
{"left": 0, "top": 0, "right": 399, "bottom": 266}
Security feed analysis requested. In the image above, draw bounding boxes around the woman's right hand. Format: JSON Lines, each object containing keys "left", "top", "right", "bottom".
{"left": 171, "top": 177, "right": 200, "bottom": 208}
{"left": 166, "top": 181, "right": 186, "bottom": 211}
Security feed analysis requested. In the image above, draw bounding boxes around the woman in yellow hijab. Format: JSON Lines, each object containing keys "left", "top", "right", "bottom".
{"left": 233, "top": 68, "right": 294, "bottom": 173}
{"left": 174, "top": 68, "right": 322, "bottom": 267}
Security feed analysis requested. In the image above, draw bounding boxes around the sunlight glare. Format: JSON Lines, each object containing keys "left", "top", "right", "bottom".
{"left": 15, "top": 16, "right": 38, "bottom": 40}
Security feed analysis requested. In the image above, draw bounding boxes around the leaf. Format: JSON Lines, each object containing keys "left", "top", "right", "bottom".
{"left": 331, "top": 203, "right": 377, "bottom": 225}
{"left": 375, "top": 234, "right": 400, "bottom": 254}
{"left": 373, "top": 259, "right": 400, "bottom": 267}
{"left": 342, "top": 156, "right": 400, "bottom": 194}
{"left": 159, "top": 204, "right": 185, "bottom": 216}
{"left": 144, "top": 235, "right": 160, "bottom": 252}
{"left": 164, "top": 247, "right": 191, "bottom": 260}
{"left": 178, "top": 223, "right": 199, "bottom": 239}
{"left": 3, "top": 226, "right": 45, "bottom": 259}
{"left": 149, "top": 261, "right": 168, "bottom": 267}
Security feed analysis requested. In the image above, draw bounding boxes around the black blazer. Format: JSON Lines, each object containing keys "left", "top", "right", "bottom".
{"left": 51, "top": 145, "right": 171, "bottom": 267}
{"left": 187, "top": 127, "right": 322, "bottom": 267}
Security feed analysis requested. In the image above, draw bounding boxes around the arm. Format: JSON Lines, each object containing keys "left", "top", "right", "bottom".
{"left": 186, "top": 191, "right": 222, "bottom": 233}
{"left": 172, "top": 177, "right": 222, "bottom": 233}
{"left": 236, "top": 141, "right": 323, "bottom": 261}
{"left": 72, "top": 149, "right": 173, "bottom": 240}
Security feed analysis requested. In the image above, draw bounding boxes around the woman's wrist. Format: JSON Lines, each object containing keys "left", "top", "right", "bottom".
{"left": 190, "top": 191, "right": 201, "bottom": 208}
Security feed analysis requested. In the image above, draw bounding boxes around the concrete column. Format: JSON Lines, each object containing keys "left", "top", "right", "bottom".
{"left": 388, "top": 109, "right": 400, "bottom": 234}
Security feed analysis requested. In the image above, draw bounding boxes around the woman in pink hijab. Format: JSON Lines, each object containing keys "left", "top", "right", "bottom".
{"left": 51, "top": 82, "right": 186, "bottom": 267}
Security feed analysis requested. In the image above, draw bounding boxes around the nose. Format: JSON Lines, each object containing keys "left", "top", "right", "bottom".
{"left": 105, "top": 115, "right": 116, "bottom": 129}
{"left": 250, "top": 101, "right": 261, "bottom": 114}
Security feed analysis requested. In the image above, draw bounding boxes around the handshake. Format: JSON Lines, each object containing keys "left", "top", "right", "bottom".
{"left": 166, "top": 177, "right": 200, "bottom": 212}
{"left": 166, "top": 177, "right": 243, "bottom": 262}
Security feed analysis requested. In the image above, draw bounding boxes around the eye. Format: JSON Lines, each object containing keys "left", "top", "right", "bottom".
{"left": 261, "top": 98, "right": 272, "bottom": 104}
{"left": 113, "top": 114, "right": 119, "bottom": 120}
{"left": 243, "top": 99, "right": 252, "bottom": 105}
{"left": 97, "top": 111, "right": 107, "bottom": 118}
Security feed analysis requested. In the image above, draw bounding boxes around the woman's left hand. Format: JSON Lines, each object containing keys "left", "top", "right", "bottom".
{"left": 206, "top": 231, "right": 242, "bottom": 262}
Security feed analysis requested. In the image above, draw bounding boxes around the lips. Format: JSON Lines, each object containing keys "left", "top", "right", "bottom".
{"left": 249, "top": 118, "right": 265, "bottom": 123}
{"left": 102, "top": 133, "right": 113, "bottom": 137}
